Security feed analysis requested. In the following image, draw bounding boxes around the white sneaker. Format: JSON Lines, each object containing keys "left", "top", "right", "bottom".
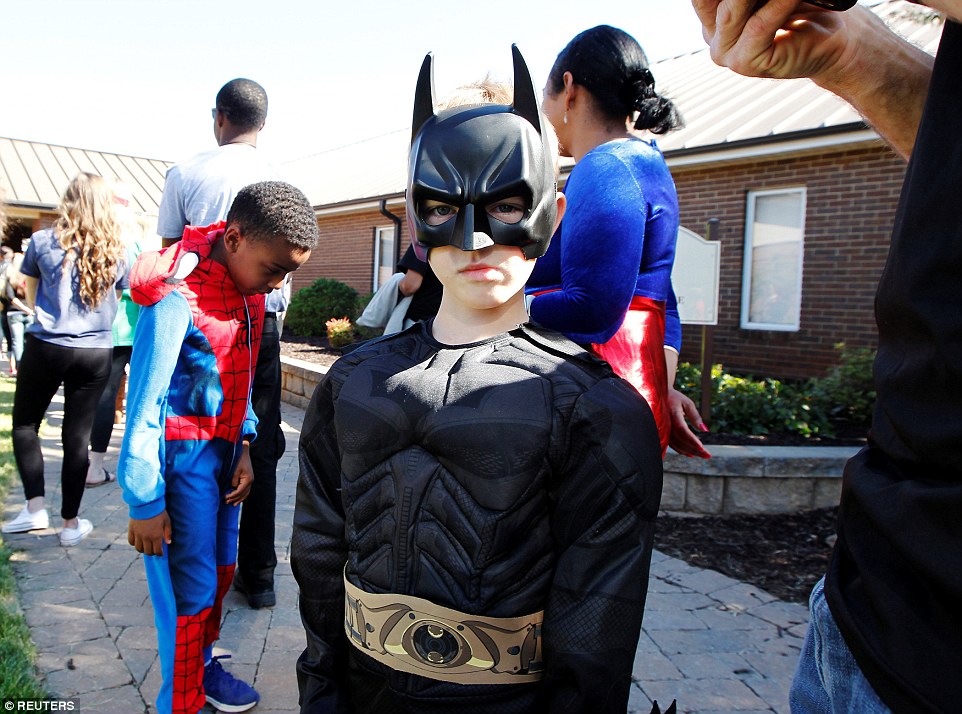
{"left": 60, "top": 519, "right": 93, "bottom": 546}
{"left": 2, "top": 505, "right": 50, "bottom": 533}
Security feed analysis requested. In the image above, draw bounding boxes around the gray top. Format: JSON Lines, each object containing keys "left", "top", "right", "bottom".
{"left": 20, "top": 228, "right": 128, "bottom": 349}
{"left": 156, "top": 143, "right": 280, "bottom": 238}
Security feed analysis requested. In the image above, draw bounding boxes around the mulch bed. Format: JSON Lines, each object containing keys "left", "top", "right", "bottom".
{"left": 280, "top": 333, "right": 341, "bottom": 367}
{"left": 280, "top": 333, "right": 842, "bottom": 605}
{"left": 655, "top": 508, "right": 838, "bottom": 604}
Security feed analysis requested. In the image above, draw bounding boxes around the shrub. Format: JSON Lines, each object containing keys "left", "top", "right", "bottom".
{"left": 712, "top": 373, "right": 829, "bottom": 438}
{"left": 675, "top": 345, "right": 878, "bottom": 439}
{"left": 810, "top": 343, "right": 876, "bottom": 427}
{"left": 325, "top": 317, "right": 355, "bottom": 349}
{"left": 676, "top": 363, "right": 831, "bottom": 438}
{"left": 285, "top": 279, "right": 359, "bottom": 337}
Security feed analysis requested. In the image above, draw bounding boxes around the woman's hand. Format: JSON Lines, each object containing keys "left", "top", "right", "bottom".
{"left": 667, "top": 387, "right": 711, "bottom": 459}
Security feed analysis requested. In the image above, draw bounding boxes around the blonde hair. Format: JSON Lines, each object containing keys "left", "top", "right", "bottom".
{"left": 437, "top": 75, "right": 514, "bottom": 110}
{"left": 55, "top": 173, "right": 124, "bottom": 309}
{"left": 439, "top": 77, "right": 561, "bottom": 176}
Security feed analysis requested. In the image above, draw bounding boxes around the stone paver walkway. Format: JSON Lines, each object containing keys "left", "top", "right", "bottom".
{"left": 3, "top": 391, "right": 807, "bottom": 713}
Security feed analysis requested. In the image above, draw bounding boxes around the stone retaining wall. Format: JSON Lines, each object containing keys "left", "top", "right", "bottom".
{"left": 281, "top": 355, "right": 327, "bottom": 410}
{"left": 663, "top": 445, "right": 856, "bottom": 514}
{"left": 282, "top": 356, "right": 856, "bottom": 515}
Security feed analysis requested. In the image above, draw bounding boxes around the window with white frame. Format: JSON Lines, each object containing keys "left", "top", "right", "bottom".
{"left": 373, "top": 226, "right": 396, "bottom": 292}
{"left": 741, "top": 188, "right": 806, "bottom": 331}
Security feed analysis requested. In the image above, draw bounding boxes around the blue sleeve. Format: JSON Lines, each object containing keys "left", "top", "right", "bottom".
{"left": 156, "top": 168, "right": 188, "bottom": 240}
{"left": 243, "top": 400, "right": 258, "bottom": 443}
{"left": 664, "top": 282, "right": 681, "bottom": 352}
{"left": 529, "top": 153, "right": 646, "bottom": 344}
{"left": 117, "top": 292, "right": 191, "bottom": 519}
{"left": 20, "top": 239, "right": 39, "bottom": 278}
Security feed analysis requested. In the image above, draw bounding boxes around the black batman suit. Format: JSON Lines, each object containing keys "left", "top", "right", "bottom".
{"left": 291, "top": 321, "right": 663, "bottom": 713}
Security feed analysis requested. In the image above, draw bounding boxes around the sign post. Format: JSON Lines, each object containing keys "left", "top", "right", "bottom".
{"left": 672, "top": 218, "right": 721, "bottom": 425}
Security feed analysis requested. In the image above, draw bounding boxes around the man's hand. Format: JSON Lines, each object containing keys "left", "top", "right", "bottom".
{"left": 225, "top": 441, "right": 254, "bottom": 506}
{"left": 691, "top": 0, "right": 934, "bottom": 158}
{"left": 128, "top": 512, "right": 172, "bottom": 556}
{"left": 691, "top": 0, "right": 853, "bottom": 82}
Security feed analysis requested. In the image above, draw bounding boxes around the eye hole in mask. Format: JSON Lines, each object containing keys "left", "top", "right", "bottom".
{"left": 421, "top": 197, "right": 527, "bottom": 227}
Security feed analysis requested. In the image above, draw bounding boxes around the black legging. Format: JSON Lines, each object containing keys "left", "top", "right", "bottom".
{"left": 12, "top": 334, "right": 111, "bottom": 520}
{"left": 89, "top": 346, "right": 133, "bottom": 453}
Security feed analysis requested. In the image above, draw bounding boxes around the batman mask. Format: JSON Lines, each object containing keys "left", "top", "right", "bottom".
{"left": 407, "top": 45, "right": 557, "bottom": 261}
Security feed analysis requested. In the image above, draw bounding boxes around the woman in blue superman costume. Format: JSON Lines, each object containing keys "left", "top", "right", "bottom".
{"left": 528, "top": 24, "right": 710, "bottom": 459}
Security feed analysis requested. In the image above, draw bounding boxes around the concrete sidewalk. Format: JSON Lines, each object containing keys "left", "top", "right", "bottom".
{"left": 3, "top": 393, "right": 807, "bottom": 714}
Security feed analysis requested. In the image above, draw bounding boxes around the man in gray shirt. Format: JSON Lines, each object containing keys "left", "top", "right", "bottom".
{"left": 156, "top": 78, "right": 287, "bottom": 610}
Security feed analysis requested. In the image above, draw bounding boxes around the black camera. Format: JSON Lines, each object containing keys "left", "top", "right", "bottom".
{"left": 805, "top": 0, "right": 858, "bottom": 9}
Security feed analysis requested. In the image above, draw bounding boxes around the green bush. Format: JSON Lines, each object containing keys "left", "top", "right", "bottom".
{"left": 811, "top": 343, "right": 876, "bottom": 427}
{"left": 285, "top": 279, "right": 359, "bottom": 337}
{"left": 675, "top": 357, "right": 875, "bottom": 439}
{"left": 711, "top": 372, "right": 829, "bottom": 438}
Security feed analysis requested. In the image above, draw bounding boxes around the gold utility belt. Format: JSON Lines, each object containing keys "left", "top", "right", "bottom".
{"left": 343, "top": 573, "right": 544, "bottom": 685}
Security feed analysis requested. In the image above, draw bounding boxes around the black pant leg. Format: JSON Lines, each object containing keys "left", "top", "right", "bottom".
{"left": 12, "top": 336, "right": 68, "bottom": 501}
{"left": 238, "top": 315, "right": 282, "bottom": 590}
{"left": 89, "top": 346, "right": 133, "bottom": 453}
{"left": 59, "top": 345, "right": 111, "bottom": 520}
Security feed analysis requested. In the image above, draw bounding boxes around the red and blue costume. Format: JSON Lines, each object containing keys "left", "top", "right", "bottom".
{"left": 526, "top": 138, "right": 681, "bottom": 454}
{"left": 117, "top": 223, "right": 263, "bottom": 714}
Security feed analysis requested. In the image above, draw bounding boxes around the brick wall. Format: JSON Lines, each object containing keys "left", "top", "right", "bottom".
{"left": 293, "top": 206, "right": 407, "bottom": 298}
{"left": 674, "top": 144, "right": 906, "bottom": 379}
{"left": 298, "top": 143, "right": 907, "bottom": 380}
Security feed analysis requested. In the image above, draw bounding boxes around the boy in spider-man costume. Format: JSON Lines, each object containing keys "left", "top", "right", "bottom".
{"left": 118, "top": 181, "right": 318, "bottom": 714}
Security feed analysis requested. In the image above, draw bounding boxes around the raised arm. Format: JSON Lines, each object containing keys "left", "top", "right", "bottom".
{"left": 691, "top": 0, "right": 939, "bottom": 159}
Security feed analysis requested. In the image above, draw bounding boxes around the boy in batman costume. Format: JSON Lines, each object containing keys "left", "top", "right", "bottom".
{"left": 291, "top": 47, "right": 664, "bottom": 713}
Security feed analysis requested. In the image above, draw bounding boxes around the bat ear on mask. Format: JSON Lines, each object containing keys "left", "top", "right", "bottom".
{"left": 511, "top": 44, "right": 546, "bottom": 140}
{"left": 412, "top": 53, "right": 436, "bottom": 144}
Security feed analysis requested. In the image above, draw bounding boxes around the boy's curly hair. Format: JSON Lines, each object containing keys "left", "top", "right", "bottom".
{"left": 226, "top": 181, "right": 319, "bottom": 251}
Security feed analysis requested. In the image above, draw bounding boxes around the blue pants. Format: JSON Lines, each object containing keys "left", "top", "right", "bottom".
{"left": 143, "top": 438, "right": 241, "bottom": 714}
{"left": 790, "top": 577, "right": 890, "bottom": 713}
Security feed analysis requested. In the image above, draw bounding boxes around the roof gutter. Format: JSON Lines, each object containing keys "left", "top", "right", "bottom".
{"left": 314, "top": 194, "right": 405, "bottom": 217}
{"left": 379, "top": 198, "right": 404, "bottom": 269}
{"left": 662, "top": 122, "right": 881, "bottom": 169}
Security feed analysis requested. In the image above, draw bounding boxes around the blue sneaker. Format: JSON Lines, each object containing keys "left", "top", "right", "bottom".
{"left": 203, "top": 655, "right": 260, "bottom": 712}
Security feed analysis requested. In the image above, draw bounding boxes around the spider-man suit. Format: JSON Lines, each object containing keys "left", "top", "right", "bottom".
{"left": 117, "top": 222, "right": 263, "bottom": 714}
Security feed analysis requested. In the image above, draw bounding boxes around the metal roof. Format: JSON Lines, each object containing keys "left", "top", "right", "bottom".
{"left": 0, "top": 137, "right": 172, "bottom": 214}
{"left": 294, "top": 0, "right": 943, "bottom": 210}
{"left": 280, "top": 128, "right": 410, "bottom": 210}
